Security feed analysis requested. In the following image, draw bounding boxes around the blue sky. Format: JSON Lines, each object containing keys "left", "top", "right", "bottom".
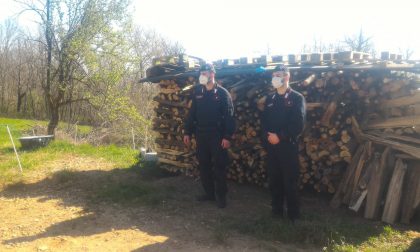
{"left": 1, "top": 0, "right": 419, "bottom": 61}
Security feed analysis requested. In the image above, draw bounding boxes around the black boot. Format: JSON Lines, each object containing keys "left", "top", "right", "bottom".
{"left": 216, "top": 195, "right": 226, "bottom": 208}
{"left": 271, "top": 208, "right": 284, "bottom": 218}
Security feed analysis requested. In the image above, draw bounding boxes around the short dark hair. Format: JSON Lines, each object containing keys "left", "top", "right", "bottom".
{"left": 200, "top": 63, "right": 216, "bottom": 73}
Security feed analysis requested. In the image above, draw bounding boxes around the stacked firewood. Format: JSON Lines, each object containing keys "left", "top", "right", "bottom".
{"left": 151, "top": 62, "right": 420, "bottom": 224}
{"left": 329, "top": 70, "right": 420, "bottom": 224}
{"left": 152, "top": 78, "right": 199, "bottom": 177}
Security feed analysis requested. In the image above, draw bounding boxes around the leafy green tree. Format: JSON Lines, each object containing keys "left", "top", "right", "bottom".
{"left": 19, "top": 0, "right": 132, "bottom": 135}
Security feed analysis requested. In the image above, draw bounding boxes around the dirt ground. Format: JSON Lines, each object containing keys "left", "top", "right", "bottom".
{"left": 0, "top": 156, "right": 320, "bottom": 252}
{"left": 1, "top": 157, "right": 418, "bottom": 252}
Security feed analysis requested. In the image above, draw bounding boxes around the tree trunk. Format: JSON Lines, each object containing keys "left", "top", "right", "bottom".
{"left": 48, "top": 104, "right": 59, "bottom": 135}
{"left": 17, "top": 91, "right": 26, "bottom": 113}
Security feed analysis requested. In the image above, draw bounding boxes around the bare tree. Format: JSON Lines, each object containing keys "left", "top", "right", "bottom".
{"left": 0, "top": 18, "right": 20, "bottom": 113}
{"left": 343, "top": 28, "right": 374, "bottom": 53}
{"left": 301, "top": 38, "right": 344, "bottom": 54}
{"left": 129, "top": 26, "right": 185, "bottom": 79}
{"left": 127, "top": 25, "right": 185, "bottom": 149}
{"left": 399, "top": 47, "right": 415, "bottom": 60}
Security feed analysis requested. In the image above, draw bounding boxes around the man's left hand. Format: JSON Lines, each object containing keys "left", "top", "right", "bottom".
{"left": 221, "top": 138, "right": 231, "bottom": 149}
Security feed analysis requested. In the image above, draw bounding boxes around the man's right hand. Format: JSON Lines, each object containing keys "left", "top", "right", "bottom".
{"left": 267, "top": 132, "right": 280, "bottom": 145}
{"left": 183, "top": 135, "right": 191, "bottom": 146}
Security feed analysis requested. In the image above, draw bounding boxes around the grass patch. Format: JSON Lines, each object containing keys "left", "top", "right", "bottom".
{"left": 92, "top": 182, "right": 174, "bottom": 207}
{"left": 53, "top": 168, "right": 78, "bottom": 184}
{"left": 329, "top": 226, "right": 420, "bottom": 252}
{"left": 0, "top": 117, "right": 138, "bottom": 185}
{"left": 212, "top": 212, "right": 418, "bottom": 251}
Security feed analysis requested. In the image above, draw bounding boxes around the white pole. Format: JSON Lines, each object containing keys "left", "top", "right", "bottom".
{"left": 75, "top": 124, "right": 78, "bottom": 142}
{"left": 145, "top": 125, "right": 148, "bottom": 151}
{"left": 6, "top": 125, "right": 23, "bottom": 173}
{"left": 131, "top": 127, "right": 136, "bottom": 150}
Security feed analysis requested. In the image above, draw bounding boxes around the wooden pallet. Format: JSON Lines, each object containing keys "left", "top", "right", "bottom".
{"left": 381, "top": 51, "right": 403, "bottom": 61}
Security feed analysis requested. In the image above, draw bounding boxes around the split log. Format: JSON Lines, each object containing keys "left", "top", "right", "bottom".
{"left": 364, "top": 147, "right": 392, "bottom": 219}
{"left": 362, "top": 133, "right": 420, "bottom": 159}
{"left": 158, "top": 157, "right": 193, "bottom": 169}
{"left": 330, "top": 143, "right": 367, "bottom": 208}
{"left": 342, "top": 141, "right": 372, "bottom": 205}
{"left": 382, "top": 158, "right": 407, "bottom": 224}
{"left": 303, "top": 74, "right": 316, "bottom": 86}
{"left": 367, "top": 116, "right": 420, "bottom": 129}
{"left": 381, "top": 92, "right": 420, "bottom": 109}
{"left": 349, "top": 152, "right": 380, "bottom": 212}
{"left": 400, "top": 161, "right": 420, "bottom": 224}
{"left": 367, "top": 131, "right": 420, "bottom": 145}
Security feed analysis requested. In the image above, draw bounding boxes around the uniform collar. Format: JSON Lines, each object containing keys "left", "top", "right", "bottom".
{"left": 274, "top": 87, "right": 291, "bottom": 99}
{"left": 204, "top": 82, "right": 218, "bottom": 93}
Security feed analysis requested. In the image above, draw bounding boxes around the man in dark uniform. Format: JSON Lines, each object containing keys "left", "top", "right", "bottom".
{"left": 261, "top": 64, "right": 306, "bottom": 222}
{"left": 183, "top": 63, "right": 235, "bottom": 208}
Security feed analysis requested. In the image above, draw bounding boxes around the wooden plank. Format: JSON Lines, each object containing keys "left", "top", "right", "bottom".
{"left": 320, "top": 101, "right": 337, "bottom": 127}
{"left": 367, "top": 116, "right": 420, "bottom": 129}
{"left": 288, "top": 54, "right": 301, "bottom": 64}
{"left": 306, "top": 103, "right": 324, "bottom": 111}
{"left": 156, "top": 148, "right": 186, "bottom": 156}
{"left": 351, "top": 116, "right": 364, "bottom": 144}
{"left": 311, "top": 53, "right": 323, "bottom": 64}
{"left": 381, "top": 51, "right": 391, "bottom": 60}
{"left": 349, "top": 152, "right": 380, "bottom": 212}
{"left": 301, "top": 54, "right": 311, "bottom": 63}
{"left": 159, "top": 87, "right": 181, "bottom": 94}
{"left": 343, "top": 141, "right": 372, "bottom": 205}
{"left": 382, "top": 158, "right": 407, "bottom": 224}
{"left": 158, "top": 157, "right": 193, "bottom": 169}
{"left": 367, "top": 131, "right": 420, "bottom": 145}
{"left": 362, "top": 133, "right": 420, "bottom": 159}
{"left": 330, "top": 143, "right": 366, "bottom": 208}
{"left": 364, "top": 147, "right": 392, "bottom": 219}
{"left": 381, "top": 91, "right": 420, "bottom": 108}
{"left": 303, "top": 74, "right": 316, "bottom": 86}
{"left": 400, "top": 161, "right": 420, "bottom": 224}
{"left": 395, "top": 153, "right": 418, "bottom": 160}
{"left": 323, "top": 53, "right": 334, "bottom": 61}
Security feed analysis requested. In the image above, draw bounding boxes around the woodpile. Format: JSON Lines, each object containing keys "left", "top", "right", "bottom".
{"left": 146, "top": 53, "right": 420, "bottom": 224}
{"left": 328, "top": 68, "right": 420, "bottom": 224}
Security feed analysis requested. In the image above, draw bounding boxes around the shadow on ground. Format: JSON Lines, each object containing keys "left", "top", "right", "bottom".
{"left": 0, "top": 161, "right": 418, "bottom": 251}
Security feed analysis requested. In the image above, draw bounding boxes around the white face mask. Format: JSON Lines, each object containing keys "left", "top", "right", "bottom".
{"left": 271, "top": 77, "right": 284, "bottom": 88}
{"left": 199, "top": 75, "right": 208, "bottom": 85}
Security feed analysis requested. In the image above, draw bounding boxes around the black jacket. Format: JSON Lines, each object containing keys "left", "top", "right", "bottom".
{"left": 184, "top": 84, "right": 235, "bottom": 140}
{"left": 261, "top": 88, "right": 306, "bottom": 142}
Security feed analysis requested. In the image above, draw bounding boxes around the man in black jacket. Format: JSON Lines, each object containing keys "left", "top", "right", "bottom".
{"left": 183, "top": 63, "right": 235, "bottom": 208}
{"left": 262, "top": 64, "right": 306, "bottom": 222}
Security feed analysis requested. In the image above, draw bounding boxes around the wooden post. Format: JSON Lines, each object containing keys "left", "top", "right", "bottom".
{"left": 6, "top": 125, "right": 23, "bottom": 173}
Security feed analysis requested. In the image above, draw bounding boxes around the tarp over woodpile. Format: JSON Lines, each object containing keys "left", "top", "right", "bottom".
{"left": 142, "top": 52, "right": 420, "bottom": 224}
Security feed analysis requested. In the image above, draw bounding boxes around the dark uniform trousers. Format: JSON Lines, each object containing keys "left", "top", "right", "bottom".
{"left": 266, "top": 140, "right": 300, "bottom": 219}
{"left": 196, "top": 130, "right": 228, "bottom": 198}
